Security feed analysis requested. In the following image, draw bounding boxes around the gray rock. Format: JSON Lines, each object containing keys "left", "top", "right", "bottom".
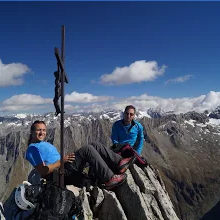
{"left": 90, "top": 186, "right": 104, "bottom": 214}
{"left": 144, "top": 166, "right": 179, "bottom": 220}
{"left": 98, "top": 190, "right": 127, "bottom": 220}
{"left": 115, "top": 169, "right": 154, "bottom": 220}
{"left": 78, "top": 187, "right": 93, "bottom": 220}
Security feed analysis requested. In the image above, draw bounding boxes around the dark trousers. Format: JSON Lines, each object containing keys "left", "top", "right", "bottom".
{"left": 62, "top": 142, "right": 122, "bottom": 186}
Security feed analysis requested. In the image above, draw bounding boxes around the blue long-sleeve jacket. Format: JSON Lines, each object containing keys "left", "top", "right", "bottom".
{"left": 111, "top": 119, "right": 144, "bottom": 155}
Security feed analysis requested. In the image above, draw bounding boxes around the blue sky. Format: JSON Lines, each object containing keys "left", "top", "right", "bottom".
{"left": 1, "top": 1, "right": 220, "bottom": 115}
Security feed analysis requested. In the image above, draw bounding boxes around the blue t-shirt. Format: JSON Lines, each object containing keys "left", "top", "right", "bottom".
{"left": 26, "top": 141, "right": 60, "bottom": 167}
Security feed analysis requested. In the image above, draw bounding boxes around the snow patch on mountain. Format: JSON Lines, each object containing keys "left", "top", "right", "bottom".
{"left": 185, "top": 120, "right": 196, "bottom": 127}
{"left": 137, "top": 111, "right": 151, "bottom": 118}
{"left": 208, "top": 118, "right": 220, "bottom": 126}
{"left": 1, "top": 106, "right": 220, "bottom": 130}
{"left": 14, "top": 113, "right": 28, "bottom": 119}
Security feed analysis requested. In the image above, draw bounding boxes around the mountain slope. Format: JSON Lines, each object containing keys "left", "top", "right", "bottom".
{"left": 0, "top": 111, "right": 220, "bottom": 219}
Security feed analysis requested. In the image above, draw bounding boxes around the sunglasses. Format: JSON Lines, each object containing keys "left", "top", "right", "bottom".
{"left": 125, "top": 112, "right": 134, "bottom": 116}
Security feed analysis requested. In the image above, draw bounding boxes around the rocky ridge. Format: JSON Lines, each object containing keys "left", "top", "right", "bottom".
{"left": 3, "top": 164, "right": 179, "bottom": 220}
{"left": 77, "top": 164, "right": 179, "bottom": 220}
{"left": 0, "top": 110, "right": 220, "bottom": 219}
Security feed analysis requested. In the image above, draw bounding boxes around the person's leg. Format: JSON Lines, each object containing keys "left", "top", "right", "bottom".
{"left": 73, "top": 144, "right": 114, "bottom": 183}
{"left": 90, "top": 141, "right": 137, "bottom": 174}
{"left": 89, "top": 142, "right": 122, "bottom": 172}
{"left": 65, "top": 144, "right": 127, "bottom": 190}
{"left": 65, "top": 144, "right": 136, "bottom": 189}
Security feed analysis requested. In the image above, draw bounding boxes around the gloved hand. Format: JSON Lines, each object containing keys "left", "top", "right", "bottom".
{"left": 110, "top": 143, "right": 127, "bottom": 153}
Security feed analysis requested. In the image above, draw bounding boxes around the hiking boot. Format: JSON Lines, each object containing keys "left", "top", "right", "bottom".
{"left": 104, "top": 173, "right": 127, "bottom": 190}
{"left": 118, "top": 155, "right": 136, "bottom": 174}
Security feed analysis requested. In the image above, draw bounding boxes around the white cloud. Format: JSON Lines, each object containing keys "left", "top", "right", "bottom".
{"left": 0, "top": 105, "right": 47, "bottom": 112}
{"left": 2, "top": 94, "right": 52, "bottom": 105}
{"left": 0, "top": 94, "right": 52, "bottom": 112}
{"left": 63, "top": 91, "right": 220, "bottom": 114}
{"left": 123, "top": 91, "right": 220, "bottom": 114}
{"left": 165, "top": 75, "right": 193, "bottom": 85}
{"left": 2, "top": 91, "right": 220, "bottom": 115}
{"left": 0, "top": 59, "right": 31, "bottom": 87}
{"left": 100, "top": 60, "right": 166, "bottom": 85}
{"left": 65, "top": 91, "right": 113, "bottom": 103}
{"left": 0, "top": 92, "right": 112, "bottom": 113}
{"left": 64, "top": 103, "right": 112, "bottom": 113}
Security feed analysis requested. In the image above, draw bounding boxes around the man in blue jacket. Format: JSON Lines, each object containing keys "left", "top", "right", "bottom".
{"left": 111, "top": 105, "right": 144, "bottom": 155}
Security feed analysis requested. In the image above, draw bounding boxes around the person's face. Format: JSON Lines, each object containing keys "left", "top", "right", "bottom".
{"left": 123, "top": 108, "right": 135, "bottom": 124}
{"left": 32, "top": 123, "right": 47, "bottom": 142}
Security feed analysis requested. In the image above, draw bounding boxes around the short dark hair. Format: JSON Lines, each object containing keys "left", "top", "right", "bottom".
{"left": 124, "top": 105, "right": 136, "bottom": 114}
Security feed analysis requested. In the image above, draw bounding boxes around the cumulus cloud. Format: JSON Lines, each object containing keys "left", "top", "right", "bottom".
{"left": 0, "top": 59, "right": 31, "bottom": 87}
{"left": 65, "top": 91, "right": 113, "bottom": 103}
{"left": 0, "top": 105, "right": 47, "bottom": 112}
{"left": 2, "top": 94, "right": 52, "bottom": 105}
{"left": 0, "top": 92, "right": 112, "bottom": 113}
{"left": 165, "top": 75, "right": 193, "bottom": 85}
{"left": 64, "top": 103, "right": 112, "bottom": 113}
{"left": 2, "top": 91, "right": 220, "bottom": 115}
{"left": 123, "top": 91, "right": 220, "bottom": 114}
{"left": 100, "top": 60, "right": 166, "bottom": 85}
{"left": 63, "top": 91, "right": 220, "bottom": 115}
{"left": 0, "top": 94, "right": 52, "bottom": 112}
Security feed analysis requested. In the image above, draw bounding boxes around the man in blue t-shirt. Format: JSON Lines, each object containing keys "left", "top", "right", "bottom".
{"left": 111, "top": 105, "right": 144, "bottom": 155}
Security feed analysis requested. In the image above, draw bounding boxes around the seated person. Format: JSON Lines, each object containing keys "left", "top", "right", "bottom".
{"left": 111, "top": 105, "right": 144, "bottom": 155}
{"left": 25, "top": 120, "right": 136, "bottom": 190}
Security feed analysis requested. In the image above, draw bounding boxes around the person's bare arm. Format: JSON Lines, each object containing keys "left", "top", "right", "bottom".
{"left": 35, "top": 153, "right": 75, "bottom": 177}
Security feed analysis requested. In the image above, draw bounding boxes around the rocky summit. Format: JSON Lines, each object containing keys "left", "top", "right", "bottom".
{"left": 0, "top": 109, "right": 220, "bottom": 220}
{"left": 3, "top": 164, "right": 179, "bottom": 220}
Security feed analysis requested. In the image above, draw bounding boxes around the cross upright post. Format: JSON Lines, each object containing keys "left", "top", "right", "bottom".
{"left": 53, "top": 25, "right": 69, "bottom": 188}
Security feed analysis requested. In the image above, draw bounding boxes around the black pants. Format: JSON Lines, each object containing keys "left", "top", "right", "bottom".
{"left": 49, "top": 142, "right": 122, "bottom": 187}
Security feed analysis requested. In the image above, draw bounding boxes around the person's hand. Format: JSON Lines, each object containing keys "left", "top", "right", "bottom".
{"left": 63, "top": 153, "right": 75, "bottom": 163}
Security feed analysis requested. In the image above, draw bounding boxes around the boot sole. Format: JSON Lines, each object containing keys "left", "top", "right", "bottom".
{"left": 118, "top": 156, "right": 137, "bottom": 174}
{"left": 105, "top": 174, "right": 127, "bottom": 190}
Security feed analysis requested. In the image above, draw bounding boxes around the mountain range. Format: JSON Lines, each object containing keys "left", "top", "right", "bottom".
{"left": 1, "top": 107, "right": 220, "bottom": 219}
{"left": 1, "top": 106, "right": 220, "bottom": 128}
